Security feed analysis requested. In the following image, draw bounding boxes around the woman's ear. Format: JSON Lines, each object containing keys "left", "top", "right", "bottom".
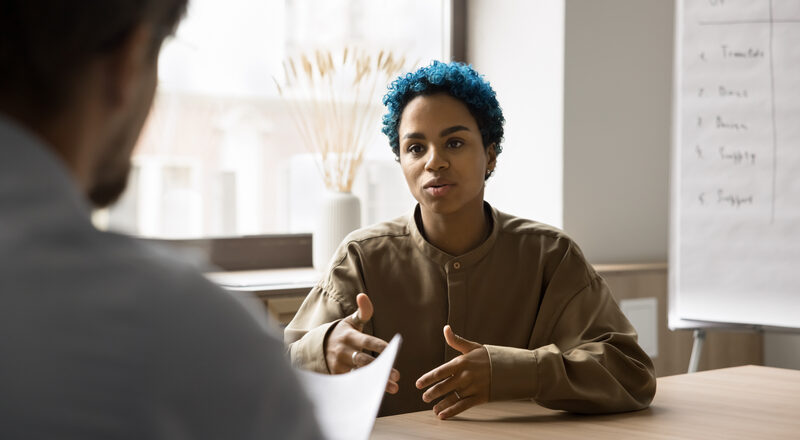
{"left": 486, "top": 143, "right": 497, "bottom": 175}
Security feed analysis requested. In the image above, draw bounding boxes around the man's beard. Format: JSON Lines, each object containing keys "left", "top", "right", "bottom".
{"left": 86, "top": 63, "right": 155, "bottom": 209}
{"left": 87, "top": 106, "right": 141, "bottom": 209}
{"left": 87, "top": 159, "right": 131, "bottom": 208}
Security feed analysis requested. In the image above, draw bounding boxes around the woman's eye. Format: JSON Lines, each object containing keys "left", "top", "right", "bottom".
{"left": 407, "top": 144, "right": 424, "bottom": 154}
{"left": 447, "top": 139, "right": 464, "bottom": 149}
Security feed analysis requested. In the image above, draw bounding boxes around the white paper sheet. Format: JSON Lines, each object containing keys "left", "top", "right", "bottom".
{"left": 295, "top": 334, "right": 402, "bottom": 440}
{"left": 671, "top": 0, "right": 800, "bottom": 329}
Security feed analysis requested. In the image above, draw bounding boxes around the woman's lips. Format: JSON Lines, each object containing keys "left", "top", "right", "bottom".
{"left": 425, "top": 184, "right": 453, "bottom": 197}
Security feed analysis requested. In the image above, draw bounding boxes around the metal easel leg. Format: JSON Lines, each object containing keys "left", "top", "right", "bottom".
{"left": 688, "top": 329, "right": 706, "bottom": 373}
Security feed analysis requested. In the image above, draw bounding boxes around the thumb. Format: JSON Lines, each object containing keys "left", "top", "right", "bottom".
{"left": 443, "top": 325, "right": 481, "bottom": 354}
{"left": 352, "top": 293, "right": 374, "bottom": 327}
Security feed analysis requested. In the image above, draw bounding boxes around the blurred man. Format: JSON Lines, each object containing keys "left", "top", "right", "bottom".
{"left": 0, "top": 1, "right": 321, "bottom": 438}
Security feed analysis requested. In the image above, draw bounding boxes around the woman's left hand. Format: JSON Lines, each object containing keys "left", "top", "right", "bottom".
{"left": 416, "top": 325, "right": 491, "bottom": 419}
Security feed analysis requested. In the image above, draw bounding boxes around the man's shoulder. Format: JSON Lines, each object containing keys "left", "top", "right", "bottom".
{"left": 28, "top": 228, "right": 251, "bottom": 324}
{"left": 99, "top": 233, "right": 255, "bottom": 317}
{"left": 90, "top": 231, "right": 215, "bottom": 294}
{"left": 83, "top": 233, "right": 283, "bottom": 361}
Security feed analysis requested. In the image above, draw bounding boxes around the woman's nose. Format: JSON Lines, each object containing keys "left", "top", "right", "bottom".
{"left": 425, "top": 147, "right": 448, "bottom": 171}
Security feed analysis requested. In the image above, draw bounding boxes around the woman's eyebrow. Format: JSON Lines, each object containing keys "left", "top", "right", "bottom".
{"left": 402, "top": 125, "right": 469, "bottom": 140}
{"left": 402, "top": 132, "right": 425, "bottom": 140}
{"left": 439, "top": 125, "right": 469, "bottom": 137}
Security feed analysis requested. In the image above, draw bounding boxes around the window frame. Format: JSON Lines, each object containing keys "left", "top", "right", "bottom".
{"left": 139, "top": 1, "right": 464, "bottom": 271}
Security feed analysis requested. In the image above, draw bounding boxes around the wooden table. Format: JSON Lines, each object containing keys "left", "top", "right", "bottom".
{"left": 372, "top": 365, "right": 800, "bottom": 439}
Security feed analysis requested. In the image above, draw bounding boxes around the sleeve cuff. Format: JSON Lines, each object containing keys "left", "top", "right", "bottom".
{"left": 288, "top": 319, "right": 341, "bottom": 374}
{"left": 484, "top": 344, "right": 539, "bottom": 401}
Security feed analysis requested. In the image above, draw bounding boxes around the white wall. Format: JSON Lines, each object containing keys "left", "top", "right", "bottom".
{"left": 467, "top": 0, "right": 671, "bottom": 260}
{"left": 562, "top": 0, "right": 673, "bottom": 264}
{"left": 765, "top": 332, "right": 800, "bottom": 369}
{"left": 561, "top": 0, "right": 800, "bottom": 370}
{"left": 466, "top": 0, "right": 565, "bottom": 228}
{"left": 466, "top": 0, "right": 800, "bottom": 370}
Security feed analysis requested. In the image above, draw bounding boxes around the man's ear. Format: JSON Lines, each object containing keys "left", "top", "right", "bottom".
{"left": 102, "top": 24, "right": 153, "bottom": 110}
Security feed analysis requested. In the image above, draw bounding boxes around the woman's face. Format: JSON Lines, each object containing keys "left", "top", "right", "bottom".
{"left": 397, "top": 93, "right": 496, "bottom": 218}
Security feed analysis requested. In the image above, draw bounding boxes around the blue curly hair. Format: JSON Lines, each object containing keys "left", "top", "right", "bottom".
{"left": 381, "top": 61, "right": 505, "bottom": 165}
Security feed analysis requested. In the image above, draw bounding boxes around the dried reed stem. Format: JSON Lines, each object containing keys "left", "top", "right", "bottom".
{"left": 275, "top": 47, "right": 410, "bottom": 192}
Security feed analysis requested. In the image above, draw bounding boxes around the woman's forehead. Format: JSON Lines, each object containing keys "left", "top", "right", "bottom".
{"left": 399, "top": 93, "right": 478, "bottom": 133}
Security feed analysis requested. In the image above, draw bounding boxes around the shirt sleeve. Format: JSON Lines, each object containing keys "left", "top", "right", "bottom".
{"left": 283, "top": 286, "right": 346, "bottom": 373}
{"left": 484, "top": 243, "right": 657, "bottom": 414}
{"left": 284, "top": 242, "right": 364, "bottom": 373}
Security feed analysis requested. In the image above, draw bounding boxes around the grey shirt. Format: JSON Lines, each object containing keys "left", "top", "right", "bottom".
{"left": 0, "top": 116, "right": 321, "bottom": 439}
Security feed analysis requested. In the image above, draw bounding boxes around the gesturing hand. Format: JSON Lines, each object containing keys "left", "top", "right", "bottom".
{"left": 324, "top": 293, "right": 400, "bottom": 394}
{"left": 416, "top": 325, "right": 490, "bottom": 419}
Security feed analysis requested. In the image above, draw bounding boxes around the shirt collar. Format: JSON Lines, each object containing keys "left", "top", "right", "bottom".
{"left": 408, "top": 201, "right": 500, "bottom": 270}
{"left": 0, "top": 113, "right": 92, "bottom": 219}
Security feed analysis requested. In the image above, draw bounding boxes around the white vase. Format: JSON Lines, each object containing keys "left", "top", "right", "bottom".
{"left": 313, "top": 190, "right": 361, "bottom": 270}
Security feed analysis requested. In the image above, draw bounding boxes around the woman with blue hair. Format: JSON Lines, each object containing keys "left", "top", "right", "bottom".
{"left": 286, "top": 61, "right": 656, "bottom": 418}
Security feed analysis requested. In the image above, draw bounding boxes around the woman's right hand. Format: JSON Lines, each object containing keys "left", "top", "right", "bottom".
{"left": 324, "top": 293, "right": 400, "bottom": 394}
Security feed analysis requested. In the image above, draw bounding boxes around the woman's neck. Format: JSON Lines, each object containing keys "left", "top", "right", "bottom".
{"left": 419, "top": 200, "right": 490, "bottom": 257}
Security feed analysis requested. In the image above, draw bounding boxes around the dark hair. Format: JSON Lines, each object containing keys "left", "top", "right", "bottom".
{"left": 381, "top": 60, "right": 505, "bottom": 161}
{"left": 0, "top": 0, "right": 187, "bottom": 121}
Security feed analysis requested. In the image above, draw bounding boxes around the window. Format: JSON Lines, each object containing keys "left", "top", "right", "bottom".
{"left": 104, "top": 0, "right": 451, "bottom": 238}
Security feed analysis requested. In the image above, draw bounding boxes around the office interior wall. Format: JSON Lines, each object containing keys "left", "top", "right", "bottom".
{"left": 561, "top": 0, "right": 799, "bottom": 370}
{"left": 562, "top": 0, "right": 673, "bottom": 264}
{"left": 766, "top": 334, "right": 800, "bottom": 370}
{"left": 764, "top": 332, "right": 800, "bottom": 369}
{"left": 466, "top": 0, "right": 565, "bottom": 228}
{"left": 599, "top": 264, "right": 763, "bottom": 376}
{"left": 464, "top": 0, "right": 800, "bottom": 370}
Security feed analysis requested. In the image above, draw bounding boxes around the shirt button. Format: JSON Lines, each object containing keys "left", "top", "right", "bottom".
{"left": 453, "top": 262, "right": 461, "bottom": 269}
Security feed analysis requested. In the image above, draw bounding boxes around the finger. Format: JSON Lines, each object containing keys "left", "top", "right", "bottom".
{"left": 350, "top": 352, "right": 400, "bottom": 385}
{"left": 348, "top": 331, "right": 389, "bottom": 354}
{"left": 416, "top": 359, "right": 459, "bottom": 389}
{"left": 352, "top": 351, "right": 398, "bottom": 394}
{"left": 433, "top": 392, "right": 460, "bottom": 416}
{"left": 422, "top": 375, "right": 458, "bottom": 403}
{"left": 351, "top": 351, "right": 373, "bottom": 368}
{"left": 437, "top": 395, "right": 479, "bottom": 420}
{"left": 443, "top": 325, "right": 481, "bottom": 354}
{"left": 335, "top": 347, "right": 359, "bottom": 371}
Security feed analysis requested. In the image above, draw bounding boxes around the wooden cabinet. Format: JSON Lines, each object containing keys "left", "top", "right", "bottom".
{"left": 598, "top": 264, "right": 762, "bottom": 376}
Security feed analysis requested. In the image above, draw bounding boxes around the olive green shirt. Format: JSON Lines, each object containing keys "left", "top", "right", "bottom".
{"left": 285, "top": 203, "right": 656, "bottom": 416}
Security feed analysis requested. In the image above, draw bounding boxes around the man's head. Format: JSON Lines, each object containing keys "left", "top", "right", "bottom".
{"left": 0, "top": 0, "right": 187, "bottom": 207}
{"left": 381, "top": 61, "right": 505, "bottom": 179}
